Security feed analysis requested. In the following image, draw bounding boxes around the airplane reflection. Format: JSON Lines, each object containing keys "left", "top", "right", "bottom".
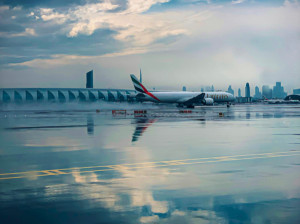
{"left": 131, "top": 117, "right": 207, "bottom": 143}
{"left": 132, "top": 118, "right": 157, "bottom": 142}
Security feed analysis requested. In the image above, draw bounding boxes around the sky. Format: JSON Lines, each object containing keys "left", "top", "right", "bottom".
{"left": 0, "top": 0, "right": 300, "bottom": 94}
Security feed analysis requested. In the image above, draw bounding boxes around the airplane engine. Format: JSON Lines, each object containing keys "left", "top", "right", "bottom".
{"left": 203, "top": 98, "right": 214, "bottom": 105}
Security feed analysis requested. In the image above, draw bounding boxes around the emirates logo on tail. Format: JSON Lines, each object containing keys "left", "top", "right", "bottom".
{"left": 130, "top": 74, "right": 160, "bottom": 101}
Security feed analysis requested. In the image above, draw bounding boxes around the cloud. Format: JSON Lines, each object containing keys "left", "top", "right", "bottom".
{"left": 0, "top": 5, "right": 9, "bottom": 12}
{"left": 1, "top": 0, "right": 300, "bottom": 90}
{"left": 0, "top": 0, "right": 85, "bottom": 8}
{"left": 39, "top": 8, "right": 67, "bottom": 24}
{"left": 13, "top": 27, "right": 36, "bottom": 36}
{"left": 232, "top": 0, "right": 245, "bottom": 4}
{"left": 36, "top": 0, "right": 184, "bottom": 47}
{"left": 140, "top": 215, "right": 159, "bottom": 223}
{"left": 126, "top": 0, "right": 169, "bottom": 13}
{"left": 0, "top": 27, "right": 36, "bottom": 37}
{"left": 33, "top": 0, "right": 190, "bottom": 46}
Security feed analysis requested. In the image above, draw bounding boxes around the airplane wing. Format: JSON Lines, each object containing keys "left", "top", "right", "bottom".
{"left": 177, "top": 93, "right": 205, "bottom": 104}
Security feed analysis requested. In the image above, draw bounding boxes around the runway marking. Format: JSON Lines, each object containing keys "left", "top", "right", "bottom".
{"left": 1, "top": 151, "right": 298, "bottom": 176}
{"left": 0, "top": 150, "right": 300, "bottom": 181}
{"left": 41, "top": 170, "right": 68, "bottom": 175}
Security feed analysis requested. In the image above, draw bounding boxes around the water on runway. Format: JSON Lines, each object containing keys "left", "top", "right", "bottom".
{"left": 0, "top": 104, "right": 300, "bottom": 224}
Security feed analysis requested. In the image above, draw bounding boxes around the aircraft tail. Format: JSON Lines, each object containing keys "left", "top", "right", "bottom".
{"left": 263, "top": 96, "right": 269, "bottom": 101}
{"left": 130, "top": 74, "right": 148, "bottom": 93}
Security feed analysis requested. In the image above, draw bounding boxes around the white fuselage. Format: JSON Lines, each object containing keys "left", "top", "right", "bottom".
{"left": 139, "top": 91, "right": 234, "bottom": 104}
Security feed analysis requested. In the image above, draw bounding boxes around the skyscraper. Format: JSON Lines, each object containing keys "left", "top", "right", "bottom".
{"left": 227, "top": 85, "right": 234, "bottom": 96}
{"left": 262, "top": 85, "right": 272, "bottom": 99}
{"left": 254, "top": 86, "right": 262, "bottom": 99}
{"left": 211, "top": 85, "right": 214, "bottom": 92}
{"left": 272, "top": 82, "right": 286, "bottom": 99}
{"left": 245, "top": 83, "right": 250, "bottom": 97}
{"left": 238, "top": 88, "right": 241, "bottom": 97}
{"left": 182, "top": 86, "right": 186, "bottom": 91}
{"left": 86, "top": 70, "right": 93, "bottom": 88}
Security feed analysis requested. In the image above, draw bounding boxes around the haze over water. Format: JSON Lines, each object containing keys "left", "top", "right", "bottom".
{"left": 0, "top": 104, "right": 299, "bottom": 223}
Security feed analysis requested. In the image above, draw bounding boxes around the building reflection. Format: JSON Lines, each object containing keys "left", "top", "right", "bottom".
{"left": 86, "top": 114, "right": 94, "bottom": 135}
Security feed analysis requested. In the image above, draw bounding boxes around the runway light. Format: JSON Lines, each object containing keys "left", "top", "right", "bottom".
{"left": 179, "top": 110, "right": 192, "bottom": 113}
{"left": 112, "top": 110, "right": 126, "bottom": 115}
{"left": 134, "top": 110, "right": 147, "bottom": 114}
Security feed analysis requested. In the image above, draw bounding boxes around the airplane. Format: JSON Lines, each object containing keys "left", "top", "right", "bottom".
{"left": 263, "top": 96, "right": 300, "bottom": 104}
{"left": 130, "top": 74, "right": 235, "bottom": 108}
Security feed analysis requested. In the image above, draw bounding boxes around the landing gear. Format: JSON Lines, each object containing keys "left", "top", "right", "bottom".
{"left": 227, "top": 103, "right": 231, "bottom": 108}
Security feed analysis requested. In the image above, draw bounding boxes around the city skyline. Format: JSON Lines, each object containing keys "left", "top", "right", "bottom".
{"left": 194, "top": 80, "right": 296, "bottom": 98}
{"left": 197, "top": 80, "right": 298, "bottom": 99}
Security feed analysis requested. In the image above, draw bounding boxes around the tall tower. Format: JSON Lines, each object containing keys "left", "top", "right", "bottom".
{"left": 254, "top": 86, "right": 261, "bottom": 99}
{"left": 86, "top": 70, "right": 93, "bottom": 88}
{"left": 227, "top": 85, "right": 234, "bottom": 96}
{"left": 245, "top": 83, "right": 250, "bottom": 97}
{"left": 272, "top": 82, "right": 286, "bottom": 99}
{"left": 140, "top": 68, "right": 142, "bottom": 83}
{"left": 238, "top": 88, "right": 241, "bottom": 97}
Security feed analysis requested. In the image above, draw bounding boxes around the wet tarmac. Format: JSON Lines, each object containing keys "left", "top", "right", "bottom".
{"left": 0, "top": 104, "right": 300, "bottom": 224}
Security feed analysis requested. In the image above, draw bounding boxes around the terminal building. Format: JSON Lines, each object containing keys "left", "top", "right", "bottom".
{"left": 0, "top": 71, "right": 136, "bottom": 104}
